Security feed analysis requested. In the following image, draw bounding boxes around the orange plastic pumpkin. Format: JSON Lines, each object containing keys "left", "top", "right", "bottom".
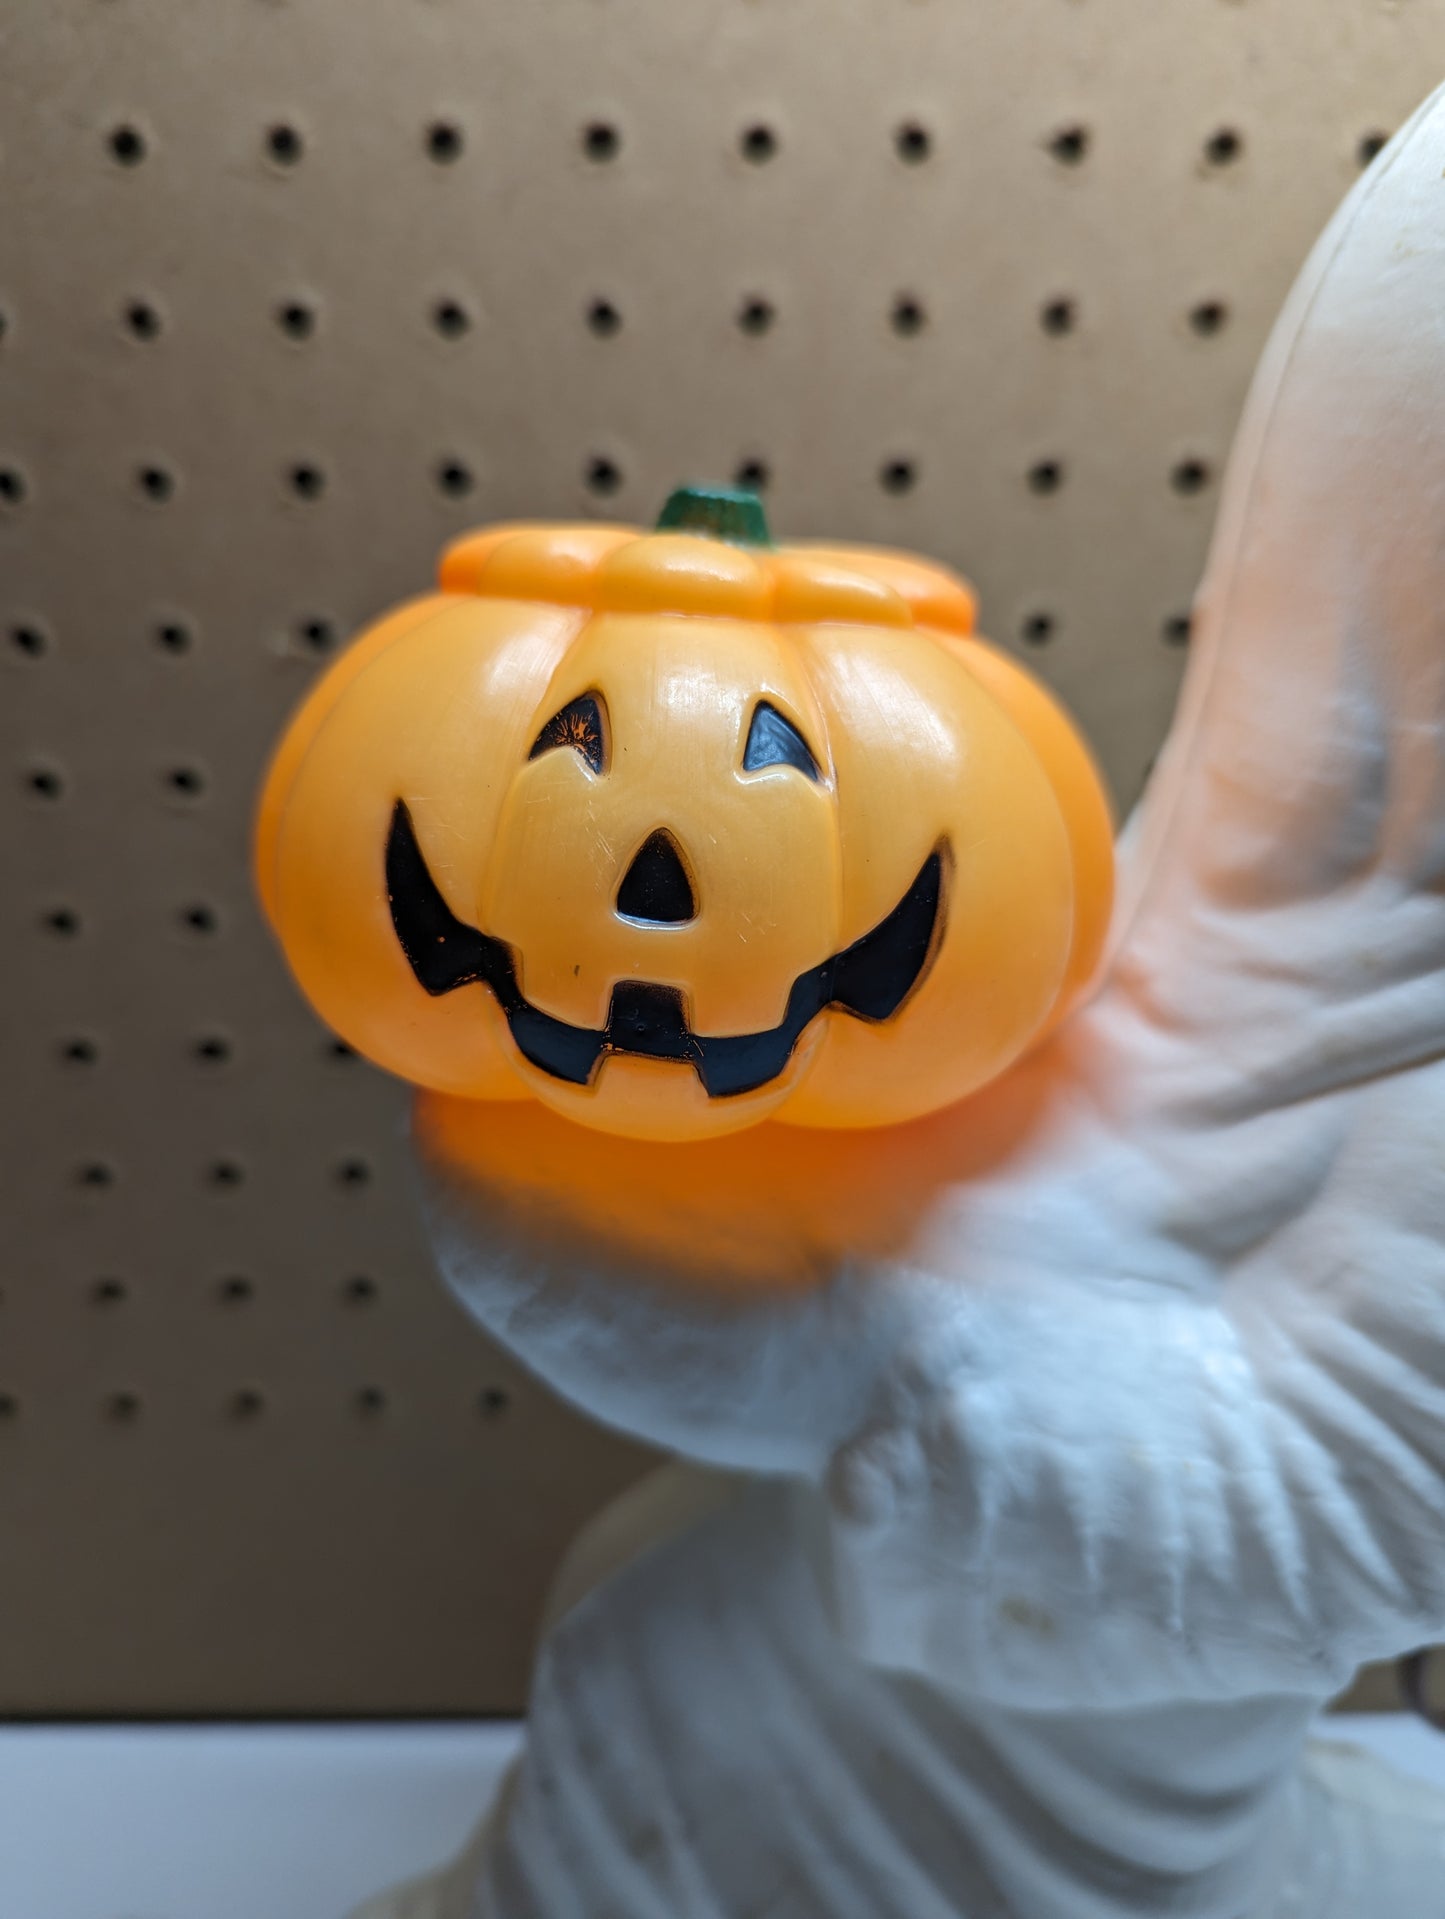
{"left": 256, "top": 488, "right": 1113, "bottom": 1143}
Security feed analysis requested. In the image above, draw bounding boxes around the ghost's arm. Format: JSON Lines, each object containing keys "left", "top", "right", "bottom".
{"left": 813, "top": 1022, "right": 1445, "bottom": 1711}
{"left": 819, "top": 85, "right": 1445, "bottom": 1710}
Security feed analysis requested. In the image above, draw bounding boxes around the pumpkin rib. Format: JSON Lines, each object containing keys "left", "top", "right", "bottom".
{"left": 946, "top": 634, "right": 1115, "bottom": 1018}
{"left": 461, "top": 524, "right": 640, "bottom": 601}
{"left": 254, "top": 594, "right": 459, "bottom": 923}
{"left": 790, "top": 542, "right": 978, "bottom": 637}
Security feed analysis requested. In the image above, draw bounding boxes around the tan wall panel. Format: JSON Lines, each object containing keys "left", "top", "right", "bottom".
{"left": 5, "top": 0, "right": 1444, "bottom": 1713}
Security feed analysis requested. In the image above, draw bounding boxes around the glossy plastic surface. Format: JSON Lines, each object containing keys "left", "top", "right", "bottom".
{"left": 256, "top": 513, "right": 1114, "bottom": 1141}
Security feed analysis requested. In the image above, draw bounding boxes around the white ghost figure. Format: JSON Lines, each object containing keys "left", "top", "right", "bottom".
{"left": 362, "top": 81, "right": 1445, "bottom": 1919}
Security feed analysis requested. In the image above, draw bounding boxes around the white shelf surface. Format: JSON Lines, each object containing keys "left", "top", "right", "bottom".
{"left": 2, "top": 1715, "right": 1443, "bottom": 1919}
{"left": 0, "top": 1720, "right": 521, "bottom": 1919}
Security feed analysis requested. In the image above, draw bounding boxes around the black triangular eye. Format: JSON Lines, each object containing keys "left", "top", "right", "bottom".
{"left": 530, "top": 693, "right": 607, "bottom": 775}
{"left": 742, "top": 702, "right": 821, "bottom": 781}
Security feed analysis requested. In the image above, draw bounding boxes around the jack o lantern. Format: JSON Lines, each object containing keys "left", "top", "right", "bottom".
{"left": 256, "top": 487, "right": 1113, "bottom": 1142}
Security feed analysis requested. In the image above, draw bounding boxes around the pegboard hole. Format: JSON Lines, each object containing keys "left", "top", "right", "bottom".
{"left": 890, "top": 294, "right": 927, "bottom": 337}
{"left": 266, "top": 123, "right": 304, "bottom": 167}
{"left": 219, "top": 1275, "right": 255, "bottom": 1305}
{"left": 426, "top": 120, "right": 465, "bottom": 164}
{"left": 1358, "top": 129, "right": 1391, "bottom": 168}
{"left": 0, "top": 467, "right": 31, "bottom": 505}
{"left": 1040, "top": 297, "right": 1076, "bottom": 337}
{"left": 124, "top": 299, "right": 163, "bottom": 342}
{"left": 276, "top": 299, "right": 316, "bottom": 341}
{"left": 105, "top": 1390, "right": 141, "bottom": 1424}
{"left": 585, "top": 454, "right": 622, "bottom": 496}
{"left": 734, "top": 458, "right": 770, "bottom": 492}
{"left": 478, "top": 1386, "right": 511, "bottom": 1418}
{"left": 228, "top": 1387, "right": 267, "bottom": 1422}
{"left": 42, "top": 906, "right": 81, "bottom": 937}
{"left": 343, "top": 1275, "right": 378, "bottom": 1306}
{"left": 164, "top": 764, "right": 206, "bottom": 798}
{"left": 26, "top": 765, "right": 65, "bottom": 800}
{"left": 137, "top": 463, "right": 177, "bottom": 503}
{"left": 181, "top": 903, "right": 218, "bottom": 935}
{"left": 78, "top": 1161, "right": 116, "bottom": 1189}
{"left": 208, "top": 1159, "right": 245, "bottom": 1189}
{"left": 737, "top": 295, "right": 775, "bottom": 337}
{"left": 1048, "top": 124, "right": 1090, "bottom": 166}
{"left": 1027, "top": 459, "right": 1065, "bottom": 496}
{"left": 296, "top": 614, "right": 336, "bottom": 653}
{"left": 1170, "top": 456, "right": 1212, "bottom": 496}
{"left": 739, "top": 123, "right": 779, "bottom": 164}
{"left": 1204, "top": 127, "right": 1243, "bottom": 168}
{"left": 0, "top": 311, "right": 8, "bottom": 344}
{"left": 108, "top": 124, "right": 147, "bottom": 167}
{"left": 355, "top": 1385, "right": 388, "bottom": 1418}
{"left": 582, "top": 121, "right": 621, "bottom": 163}
{"left": 10, "top": 621, "right": 49, "bottom": 658}
{"left": 435, "top": 457, "right": 475, "bottom": 498}
{"left": 91, "top": 1278, "right": 129, "bottom": 1307}
{"left": 894, "top": 121, "right": 933, "bottom": 165}
{"left": 1163, "top": 611, "right": 1194, "bottom": 646}
{"left": 1188, "top": 299, "right": 1229, "bottom": 337}
{"left": 193, "top": 1034, "right": 232, "bottom": 1064}
{"left": 586, "top": 298, "right": 622, "bottom": 338}
{"left": 336, "top": 1157, "right": 373, "bottom": 1188}
{"left": 327, "top": 1038, "right": 357, "bottom": 1062}
{"left": 0, "top": 1393, "right": 18, "bottom": 1422}
{"left": 432, "top": 297, "right": 472, "bottom": 339}
{"left": 1020, "top": 610, "right": 1057, "bottom": 647}
{"left": 155, "top": 618, "right": 194, "bottom": 654}
{"left": 288, "top": 462, "right": 326, "bottom": 501}
{"left": 879, "top": 457, "right": 917, "bottom": 495}
{"left": 61, "top": 1037, "right": 99, "bottom": 1066}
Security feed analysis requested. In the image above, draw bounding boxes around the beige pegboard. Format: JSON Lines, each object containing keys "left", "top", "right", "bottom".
{"left": 4, "top": 0, "right": 1443, "bottom": 1715}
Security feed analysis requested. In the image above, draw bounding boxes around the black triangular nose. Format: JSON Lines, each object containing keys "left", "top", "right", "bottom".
{"left": 617, "top": 830, "right": 697, "bottom": 924}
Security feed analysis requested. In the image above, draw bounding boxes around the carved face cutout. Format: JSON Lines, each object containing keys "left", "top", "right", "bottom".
{"left": 256, "top": 508, "right": 1113, "bottom": 1141}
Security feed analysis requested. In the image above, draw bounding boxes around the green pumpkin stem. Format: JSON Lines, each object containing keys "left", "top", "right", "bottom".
{"left": 655, "top": 484, "right": 772, "bottom": 547}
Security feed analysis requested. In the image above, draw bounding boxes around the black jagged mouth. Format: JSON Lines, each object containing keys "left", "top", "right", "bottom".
{"left": 385, "top": 801, "right": 945, "bottom": 1099}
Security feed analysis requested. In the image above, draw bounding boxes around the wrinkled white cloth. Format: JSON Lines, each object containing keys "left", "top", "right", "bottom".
{"left": 388, "top": 78, "right": 1445, "bottom": 1919}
